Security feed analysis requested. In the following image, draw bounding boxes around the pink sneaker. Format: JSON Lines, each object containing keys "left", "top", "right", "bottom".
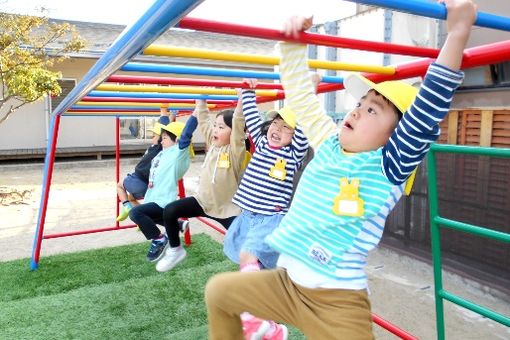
{"left": 242, "top": 316, "right": 270, "bottom": 340}
{"left": 263, "top": 321, "right": 288, "bottom": 340}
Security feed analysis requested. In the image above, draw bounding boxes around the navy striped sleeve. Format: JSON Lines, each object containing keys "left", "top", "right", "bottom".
{"left": 382, "top": 63, "right": 464, "bottom": 184}
{"left": 241, "top": 90, "right": 264, "bottom": 143}
{"left": 290, "top": 125, "right": 309, "bottom": 163}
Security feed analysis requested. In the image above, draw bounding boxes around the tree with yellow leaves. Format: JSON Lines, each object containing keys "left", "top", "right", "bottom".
{"left": 0, "top": 13, "right": 85, "bottom": 124}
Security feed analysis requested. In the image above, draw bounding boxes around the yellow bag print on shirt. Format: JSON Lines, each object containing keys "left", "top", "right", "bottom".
{"left": 333, "top": 178, "right": 364, "bottom": 217}
{"left": 217, "top": 152, "right": 230, "bottom": 168}
{"left": 269, "top": 158, "right": 287, "bottom": 181}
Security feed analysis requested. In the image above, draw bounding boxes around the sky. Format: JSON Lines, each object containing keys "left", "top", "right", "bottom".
{"left": 2, "top": 0, "right": 356, "bottom": 28}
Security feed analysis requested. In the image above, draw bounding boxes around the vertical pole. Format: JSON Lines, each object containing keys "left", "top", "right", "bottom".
{"left": 30, "top": 114, "right": 61, "bottom": 270}
{"left": 427, "top": 150, "right": 445, "bottom": 340}
{"left": 178, "top": 179, "right": 191, "bottom": 245}
{"left": 115, "top": 117, "right": 121, "bottom": 227}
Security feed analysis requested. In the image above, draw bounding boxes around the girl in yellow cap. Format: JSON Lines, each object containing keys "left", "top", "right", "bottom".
{"left": 129, "top": 119, "right": 197, "bottom": 262}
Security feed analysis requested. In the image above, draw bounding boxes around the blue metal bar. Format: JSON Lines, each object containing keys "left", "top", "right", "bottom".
{"left": 87, "top": 91, "right": 239, "bottom": 101}
{"left": 70, "top": 105, "right": 193, "bottom": 110}
{"left": 343, "top": 0, "right": 510, "bottom": 31}
{"left": 51, "top": 0, "right": 204, "bottom": 117}
{"left": 122, "top": 62, "right": 344, "bottom": 83}
{"left": 31, "top": 0, "right": 204, "bottom": 271}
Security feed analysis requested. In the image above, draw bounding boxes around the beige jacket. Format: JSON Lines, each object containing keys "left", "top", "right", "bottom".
{"left": 193, "top": 101, "right": 245, "bottom": 218}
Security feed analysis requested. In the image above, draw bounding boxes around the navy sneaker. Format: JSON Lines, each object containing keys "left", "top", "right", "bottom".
{"left": 146, "top": 236, "right": 168, "bottom": 262}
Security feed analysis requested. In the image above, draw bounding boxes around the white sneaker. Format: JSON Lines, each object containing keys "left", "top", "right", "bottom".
{"left": 156, "top": 246, "right": 187, "bottom": 272}
{"left": 179, "top": 220, "right": 190, "bottom": 233}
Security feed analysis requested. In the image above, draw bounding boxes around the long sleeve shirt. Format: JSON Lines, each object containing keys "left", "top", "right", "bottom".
{"left": 231, "top": 90, "right": 309, "bottom": 215}
{"left": 266, "top": 42, "right": 464, "bottom": 289}
{"left": 144, "top": 117, "right": 197, "bottom": 208}
{"left": 194, "top": 101, "right": 246, "bottom": 218}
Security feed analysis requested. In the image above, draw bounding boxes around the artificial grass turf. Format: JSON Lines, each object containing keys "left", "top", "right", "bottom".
{"left": 0, "top": 234, "right": 236, "bottom": 339}
{"left": 0, "top": 234, "right": 305, "bottom": 339}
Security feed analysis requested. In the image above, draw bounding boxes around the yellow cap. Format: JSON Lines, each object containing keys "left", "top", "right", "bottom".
{"left": 149, "top": 122, "right": 163, "bottom": 135}
{"left": 343, "top": 74, "right": 418, "bottom": 114}
{"left": 161, "top": 121, "right": 185, "bottom": 138}
{"left": 268, "top": 106, "right": 296, "bottom": 129}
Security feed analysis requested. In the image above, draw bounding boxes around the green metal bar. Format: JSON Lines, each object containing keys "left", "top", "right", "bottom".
{"left": 427, "top": 151, "right": 446, "bottom": 340}
{"left": 439, "top": 290, "right": 510, "bottom": 327}
{"left": 430, "top": 143, "right": 510, "bottom": 157}
{"left": 428, "top": 144, "right": 510, "bottom": 340}
{"left": 434, "top": 216, "right": 510, "bottom": 243}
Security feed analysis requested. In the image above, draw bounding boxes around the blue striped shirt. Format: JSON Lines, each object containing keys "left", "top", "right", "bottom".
{"left": 267, "top": 43, "right": 464, "bottom": 289}
{"left": 232, "top": 90, "right": 309, "bottom": 215}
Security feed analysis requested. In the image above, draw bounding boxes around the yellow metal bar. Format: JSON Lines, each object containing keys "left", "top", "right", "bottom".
{"left": 144, "top": 44, "right": 396, "bottom": 75}
{"left": 96, "top": 84, "right": 277, "bottom": 96}
{"left": 76, "top": 101, "right": 216, "bottom": 108}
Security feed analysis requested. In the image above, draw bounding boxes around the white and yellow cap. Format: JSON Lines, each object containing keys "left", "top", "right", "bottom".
{"left": 161, "top": 121, "right": 185, "bottom": 138}
{"left": 343, "top": 74, "right": 418, "bottom": 114}
{"left": 268, "top": 106, "right": 296, "bottom": 129}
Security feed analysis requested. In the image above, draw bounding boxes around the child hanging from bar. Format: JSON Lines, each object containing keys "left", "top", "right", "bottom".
{"left": 205, "top": 0, "right": 477, "bottom": 339}
{"left": 222, "top": 78, "right": 310, "bottom": 339}
{"left": 129, "top": 116, "right": 197, "bottom": 263}
{"left": 115, "top": 106, "right": 171, "bottom": 222}
{"left": 154, "top": 98, "right": 248, "bottom": 272}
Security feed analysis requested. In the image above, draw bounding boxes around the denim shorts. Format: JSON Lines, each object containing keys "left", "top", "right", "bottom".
{"left": 223, "top": 210, "right": 284, "bottom": 269}
{"left": 123, "top": 173, "right": 148, "bottom": 200}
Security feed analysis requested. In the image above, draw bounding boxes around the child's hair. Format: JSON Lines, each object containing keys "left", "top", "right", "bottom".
{"left": 160, "top": 129, "right": 178, "bottom": 142}
{"left": 216, "top": 109, "right": 234, "bottom": 129}
{"left": 261, "top": 111, "right": 283, "bottom": 135}
{"left": 367, "top": 89, "right": 402, "bottom": 121}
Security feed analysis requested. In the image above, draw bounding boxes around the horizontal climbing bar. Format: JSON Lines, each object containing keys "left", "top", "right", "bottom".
{"left": 344, "top": 0, "right": 510, "bottom": 32}
{"left": 96, "top": 83, "right": 279, "bottom": 96}
{"left": 434, "top": 216, "right": 510, "bottom": 243}
{"left": 430, "top": 143, "right": 510, "bottom": 157}
{"left": 143, "top": 45, "right": 395, "bottom": 74}
{"left": 178, "top": 17, "right": 439, "bottom": 58}
{"left": 88, "top": 91, "right": 239, "bottom": 101}
{"left": 107, "top": 75, "right": 284, "bottom": 89}
{"left": 121, "top": 62, "right": 343, "bottom": 83}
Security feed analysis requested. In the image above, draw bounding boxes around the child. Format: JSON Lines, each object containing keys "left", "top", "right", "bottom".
{"left": 205, "top": 0, "right": 476, "bottom": 339}
{"left": 155, "top": 99, "right": 247, "bottom": 272}
{"left": 129, "top": 117, "right": 197, "bottom": 262}
{"left": 223, "top": 80, "right": 308, "bottom": 271}
{"left": 116, "top": 107, "right": 171, "bottom": 222}
{"left": 222, "top": 79, "right": 309, "bottom": 338}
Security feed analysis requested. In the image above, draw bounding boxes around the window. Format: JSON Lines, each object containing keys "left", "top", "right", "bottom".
{"left": 50, "top": 79, "right": 76, "bottom": 112}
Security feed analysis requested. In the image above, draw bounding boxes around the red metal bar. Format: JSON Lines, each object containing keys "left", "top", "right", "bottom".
{"left": 43, "top": 224, "right": 138, "bottom": 239}
{"left": 177, "top": 179, "right": 192, "bottom": 246}
{"left": 107, "top": 75, "right": 284, "bottom": 89}
{"left": 32, "top": 114, "right": 61, "bottom": 266}
{"left": 81, "top": 96, "right": 235, "bottom": 105}
{"left": 179, "top": 17, "right": 439, "bottom": 58}
{"left": 372, "top": 313, "right": 419, "bottom": 340}
{"left": 115, "top": 117, "right": 121, "bottom": 228}
{"left": 196, "top": 217, "right": 226, "bottom": 235}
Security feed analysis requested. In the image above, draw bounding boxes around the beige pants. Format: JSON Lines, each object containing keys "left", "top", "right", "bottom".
{"left": 205, "top": 268, "right": 374, "bottom": 340}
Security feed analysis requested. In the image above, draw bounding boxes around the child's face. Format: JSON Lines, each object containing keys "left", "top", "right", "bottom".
{"left": 161, "top": 132, "right": 176, "bottom": 149}
{"left": 267, "top": 117, "right": 294, "bottom": 148}
{"left": 340, "top": 91, "right": 399, "bottom": 153}
{"left": 212, "top": 115, "right": 232, "bottom": 147}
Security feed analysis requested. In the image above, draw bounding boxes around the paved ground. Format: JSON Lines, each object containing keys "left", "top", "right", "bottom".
{"left": 0, "top": 155, "right": 509, "bottom": 339}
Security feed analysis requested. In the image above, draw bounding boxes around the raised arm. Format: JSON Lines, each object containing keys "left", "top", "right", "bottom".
{"left": 230, "top": 91, "right": 247, "bottom": 154}
{"left": 382, "top": 0, "right": 475, "bottom": 184}
{"left": 178, "top": 115, "right": 198, "bottom": 150}
{"left": 241, "top": 89, "right": 265, "bottom": 144}
{"left": 195, "top": 100, "right": 213, "bottom": 144}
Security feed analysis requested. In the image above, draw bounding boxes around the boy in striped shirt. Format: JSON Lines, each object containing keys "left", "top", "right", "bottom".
{"left": 206, "top": 1, "right": 476, "bottom": 339}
